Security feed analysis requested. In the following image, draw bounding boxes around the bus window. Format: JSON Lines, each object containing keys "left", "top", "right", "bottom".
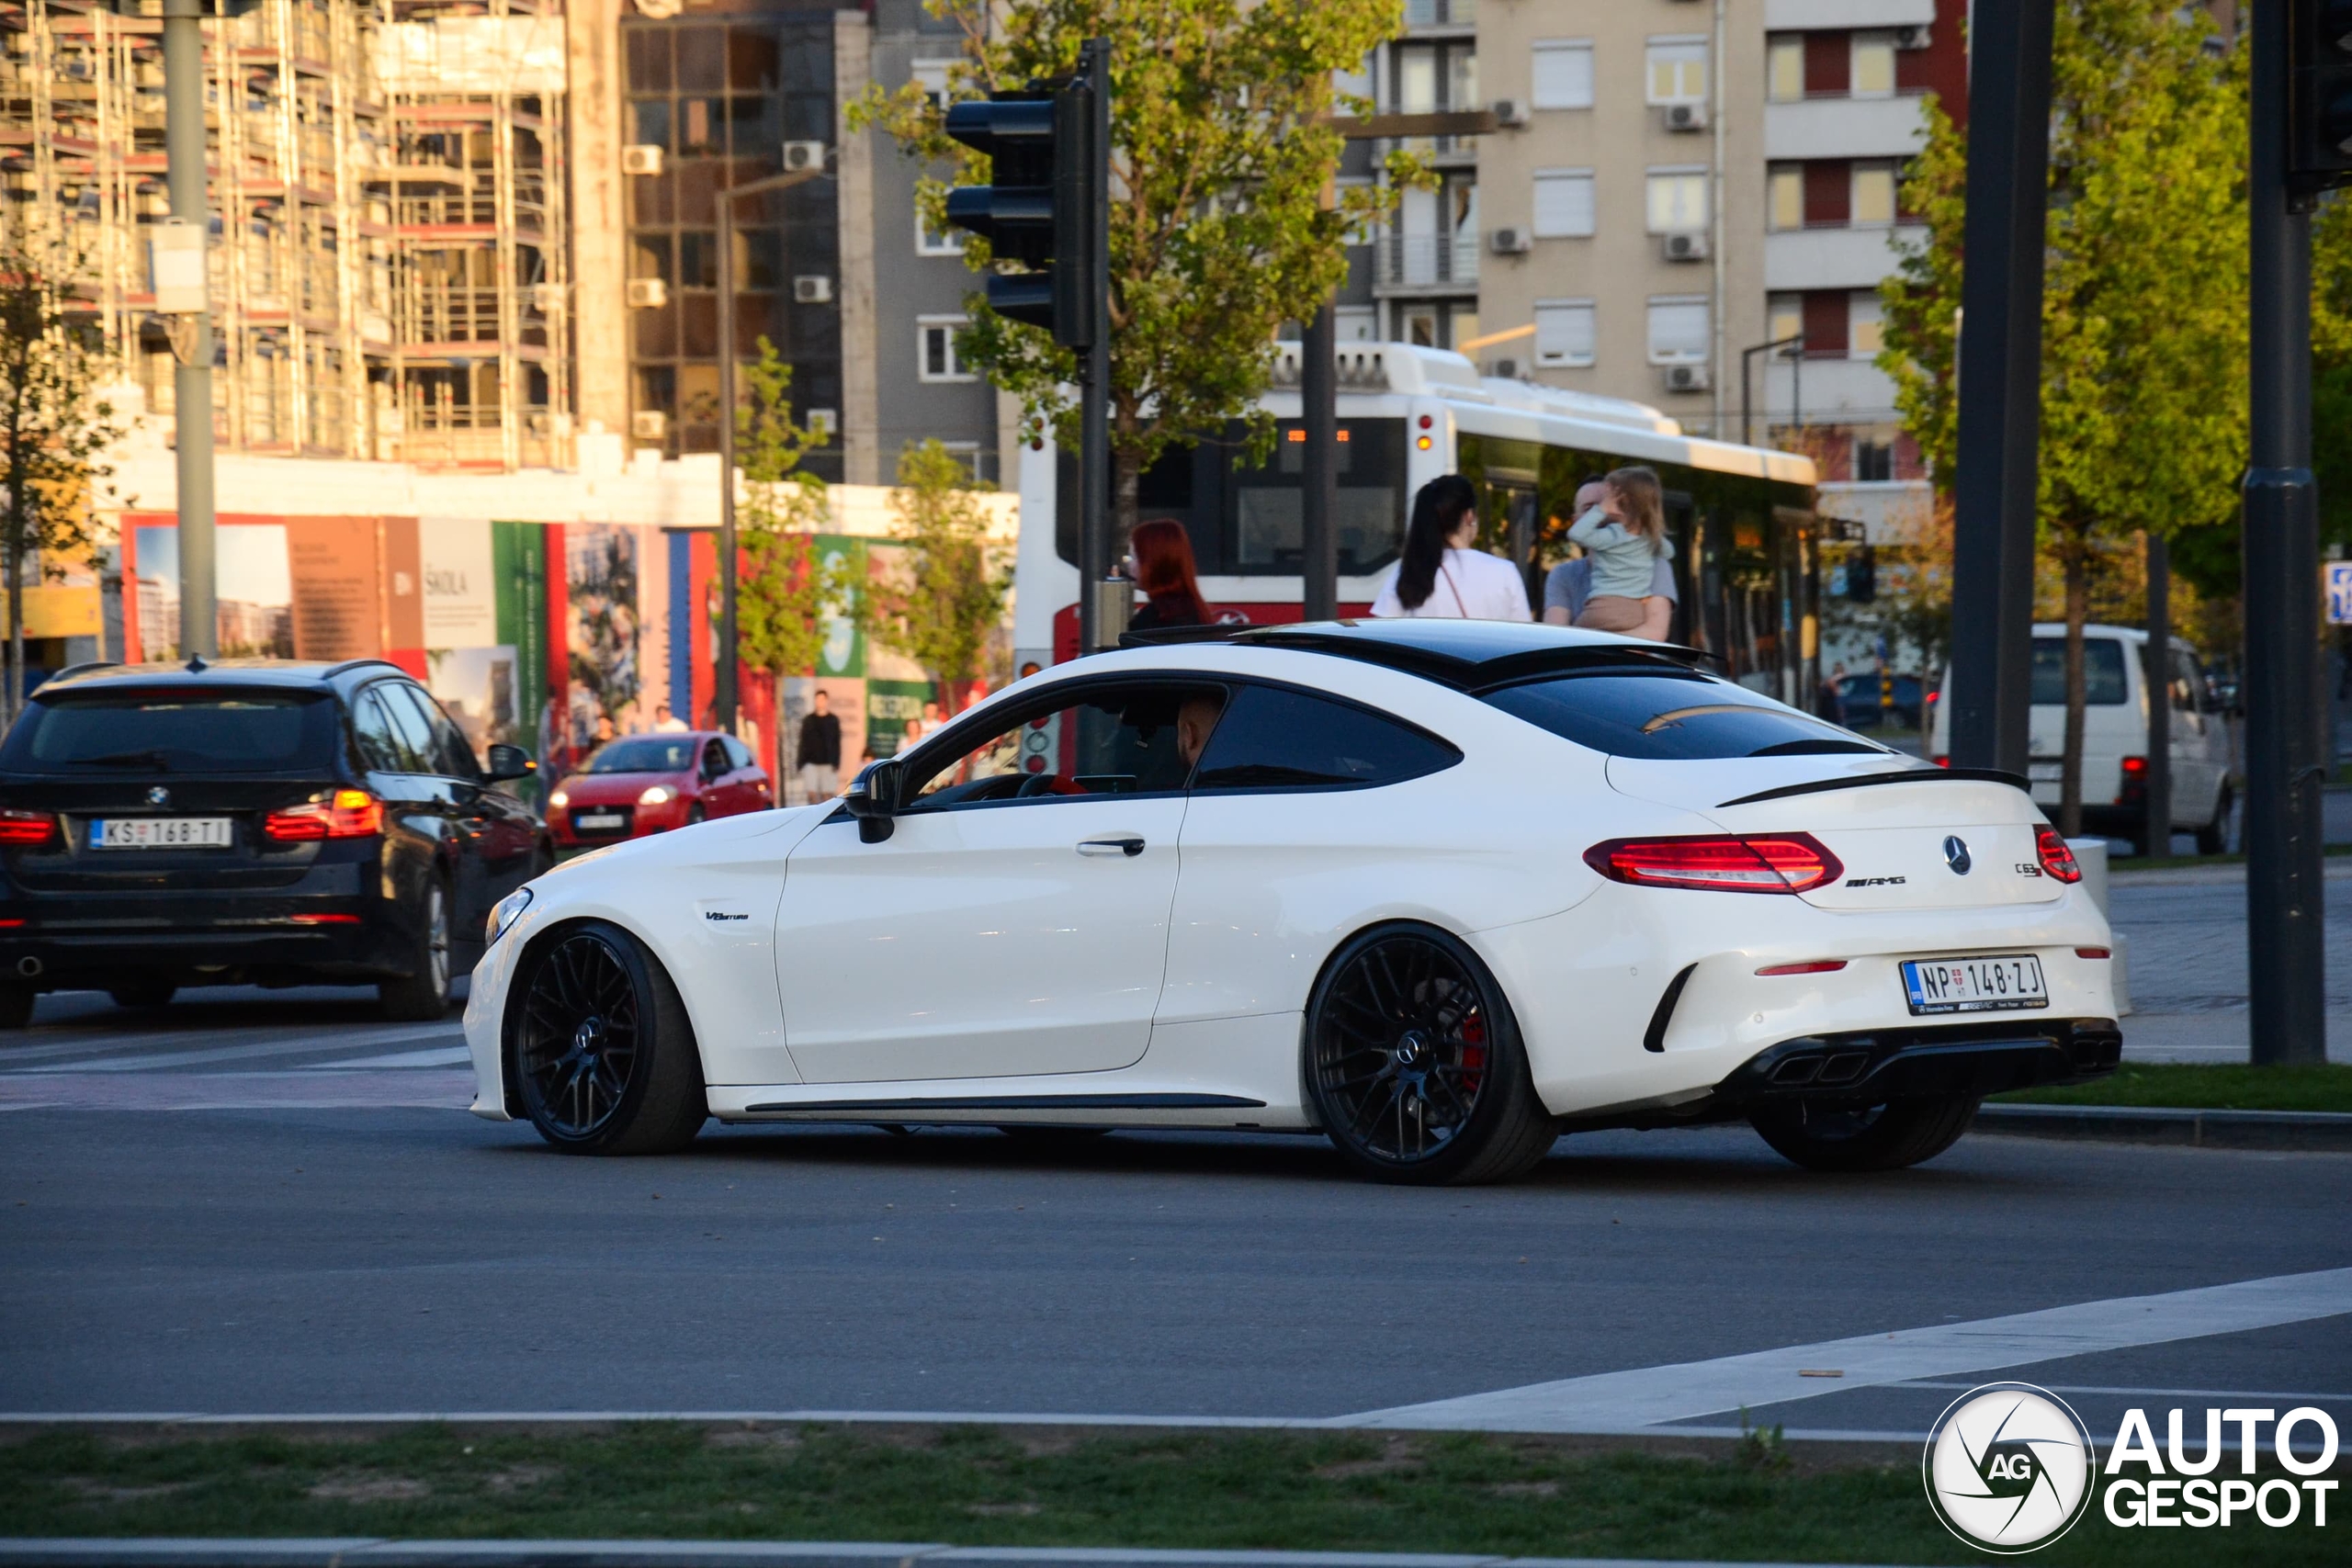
{"left": 1230, "top": 419, "right": 1407, "bottom": 575}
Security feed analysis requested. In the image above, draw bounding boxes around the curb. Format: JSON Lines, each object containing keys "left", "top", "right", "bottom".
{"left": 1973, "top": 1101, "right": 2352, "bottom": 1151}
{"left": 0, "top": 1547, "right": 1928, "bottom": 1568}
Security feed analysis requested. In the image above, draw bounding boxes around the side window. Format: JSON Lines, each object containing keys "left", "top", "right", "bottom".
{"left": 701, "top": 738, "right": 729, "bottom": 779}
{"left": 723, "top": 736, "right": 754, "bottom": 770}
{"left": 350, "top": 690, "right": 416, "bottom": 774}
{"left": 900, "top": 683, "right": 1226, "bottom": 812}
{"left": 1191, "top": 684, "right": 1460, "bottom": 790}
{"left": 389, "top": 682, "right": 478, "bottom": 778}
{"left": 2171, "top": 649, "right": 2206, "bottom": 714}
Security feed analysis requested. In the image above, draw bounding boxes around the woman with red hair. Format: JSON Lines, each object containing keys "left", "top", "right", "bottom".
{"left": 1124, "top": 518, "right": 1213, "bottom": 633}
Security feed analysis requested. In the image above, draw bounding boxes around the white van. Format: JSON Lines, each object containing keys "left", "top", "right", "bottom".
{"left": 1929, "top": 624, "right": 2235, "bottom": 852}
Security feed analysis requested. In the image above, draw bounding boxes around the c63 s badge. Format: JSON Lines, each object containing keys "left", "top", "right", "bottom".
{"left": 1924, "top": 1382, "right": 2098, "bottom": 1552}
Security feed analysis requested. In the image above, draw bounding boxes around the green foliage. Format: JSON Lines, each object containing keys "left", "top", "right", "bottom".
{"left": 871, "top": 439, "right": 1008, "bottom": 697}
{"left": 0, "top": 243, "right": 119, "bottom": 719}
{"left": 2309, "top": 195, "right": 2352, "bottom": 557}
{"left": 733, "top": 339, "right": 864, "bottom": 685}
{"left": 851, "top": 0, "right": 1416, "bottom": 532}
{"left": 1880, "top": 3, "right": 2246, "bottom": 829}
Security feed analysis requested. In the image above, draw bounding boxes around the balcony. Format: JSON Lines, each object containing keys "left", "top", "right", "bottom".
{"left": 1764, "top": 224, "right": 1926, "bottom": 291}
{"left": 1764, "top": 95, "right": 1928, "bottom": 161}
{"left": 1764, "top": 0, "right": 1934, "bottom": 26}
{"left": 1374, "top": 232, "right": 1479, "bottom": 292}
{"left": 1402, "top": 0, "right": 1476, "bottom": 32}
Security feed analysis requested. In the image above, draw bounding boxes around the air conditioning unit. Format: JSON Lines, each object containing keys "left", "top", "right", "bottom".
{"left": 792, "top": 275, "right": 833, "bottom": 303}
{"left": 1664, "top": 364, "right": 1711, "bottom": 394}
{"left": 1489, "top": 357, "right": 1521, "bottom": 379}
{"left": 1489, "top": 227, "right": 1532, "bottom": 255}
{"left": 1662, "top": 231, "right": 1709, "bottom": 262}
{"left": 625, "top": 276, "right": 668, "bottom": 309}
{"left": 1896, "top": 24, "right": 1932, "bottom": 50}
{"left": 621, "top": 144, "right": 664, "bottom": 177}
{"left": 1664, "top": 102, "right": 1708, "bottom": 132}
{"left": 1489, "top": 98, "right": 1530, "bottom": 129}
{"left": 781, "top": 141, "right": 827, "bottom": 173}
{"left": 630, "top": 410, "right": 667, "bottom": 440}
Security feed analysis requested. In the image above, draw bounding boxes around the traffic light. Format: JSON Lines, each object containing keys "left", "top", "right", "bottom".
{"left": 944, "top": 73, "right": 1102, "bottom": 350}
{"left": 2290, "top": 0, "right": 2352, "bottom": 190}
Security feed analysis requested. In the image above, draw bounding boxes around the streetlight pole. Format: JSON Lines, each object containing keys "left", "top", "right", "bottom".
{"left": 1739, "top": 334, "right": 1804, "bottom": 450}
{"left": 714, "top": 163, "right": 827, "bottom": 736}
{"left": 163, "top": 0, "right": 216, "bottom": 660}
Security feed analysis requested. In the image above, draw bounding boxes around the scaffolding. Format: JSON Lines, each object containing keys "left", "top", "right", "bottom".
{"left": 0, "top": 0, "right": 571, "bottom": 470}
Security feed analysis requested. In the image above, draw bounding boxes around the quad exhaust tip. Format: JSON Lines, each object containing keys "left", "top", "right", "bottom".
{"left": 16, "top": 956, "right": 40, "bottom": 978}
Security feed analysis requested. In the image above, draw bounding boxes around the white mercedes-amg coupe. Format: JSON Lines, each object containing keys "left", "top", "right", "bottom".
{"left": 466, "top": 621, "right": 2120, "bottom": 1183}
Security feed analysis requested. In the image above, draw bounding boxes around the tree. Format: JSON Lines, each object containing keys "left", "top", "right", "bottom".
{"left": 0, "top": 245, "right": 118, "bottom": 725}
{"left": 2308, "top": 194, "right": 2352, "bottom": 559}
{"left": 872, "top": 438, "right": 1010, "bottom": 708}
{"left": 732, "top": 339, "right": 864, "bottom": 761}
{"left": 854, "top": 0, "right": 1414, "bottom": 536}
{"left": 1880, "top": 2, "right": 2246, "bottom": 835}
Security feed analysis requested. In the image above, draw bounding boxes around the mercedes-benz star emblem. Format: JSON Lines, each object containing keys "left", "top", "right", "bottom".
{"left": 1943, "top": 835, "right": 1973, "bottom": 875}
{"left": 145, "top": 785, "right": 170, "bottom": 807}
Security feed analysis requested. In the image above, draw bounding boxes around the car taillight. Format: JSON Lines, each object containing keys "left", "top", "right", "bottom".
{"left": 0, "top": 808, "right": 57, "bottom": 846}
{"left": 265, "top": 789, "right": 385, "bottom": 842}
{"left": 2036, "top": 826, "right": 2083, "bottom": 884}
{"left": 1583, "top": 833, "right": 1843, "bottom": 895}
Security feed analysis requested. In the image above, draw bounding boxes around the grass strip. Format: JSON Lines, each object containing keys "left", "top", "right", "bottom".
{"left": 0, "top": 1424, "right": 2341, "bottom": 1567}
{"left": 1992, "top": 1062, "right": 2352, "bottom": 1113}
{"left": 2117, "top": 842, "right": 2352, "bottom": 871}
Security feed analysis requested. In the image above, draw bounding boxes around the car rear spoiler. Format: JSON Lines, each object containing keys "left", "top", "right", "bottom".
{"left": 1715, "top": 766, "right": 2031, "bottom": 810}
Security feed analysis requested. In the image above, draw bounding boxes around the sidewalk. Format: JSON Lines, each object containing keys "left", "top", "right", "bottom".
{"left": 2106, "top": 856, "right": 2351, "bottom": 1064}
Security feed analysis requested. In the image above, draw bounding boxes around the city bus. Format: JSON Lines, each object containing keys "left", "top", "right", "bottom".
{"left": 1012, "top": 341, "right": 1825, "bottom": 706}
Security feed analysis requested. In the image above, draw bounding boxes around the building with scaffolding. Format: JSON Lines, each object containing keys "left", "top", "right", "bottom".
{"left": 2, "top": 0, "right": 571, "bottom": 469}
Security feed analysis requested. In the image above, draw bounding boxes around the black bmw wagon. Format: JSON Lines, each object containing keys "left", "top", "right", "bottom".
{"left": 0, "top": 658, "right": 550, "bottom": 1027}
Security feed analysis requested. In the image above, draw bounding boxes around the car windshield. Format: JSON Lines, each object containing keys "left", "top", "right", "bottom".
{"left": 0, "top": 689, "right": 339, "bottom": 774}
{"left": 1483, "top": 671, "right": 1888, "bottom": 760}
{"left": 587, "top": 737, "right": 695, "bottom": 773}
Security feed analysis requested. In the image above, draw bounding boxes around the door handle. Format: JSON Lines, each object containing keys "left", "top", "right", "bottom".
{"left": 1077, "top": 836, "right": 1146, "bottom": 858}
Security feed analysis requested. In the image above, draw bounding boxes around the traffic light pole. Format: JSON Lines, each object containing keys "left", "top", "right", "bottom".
{"left": 2245, "top": 0, "right": 2326, "bottom": 1066}
{"left": 1300, "top": 304, "right": 1338, "bottom": 622}
{"left": 1946, "top": 0, "right": 2055, "bottom": 775}
{"left": 1077, "top": 40, "right": 1114, "bottom": 654}
{"left": 164, "top": 0, "right": 216, "bottom": 660}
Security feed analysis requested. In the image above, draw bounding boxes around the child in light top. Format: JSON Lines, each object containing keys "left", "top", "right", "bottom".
{"left": 1566, "top": 465, "right": 1673, "bottom": 635}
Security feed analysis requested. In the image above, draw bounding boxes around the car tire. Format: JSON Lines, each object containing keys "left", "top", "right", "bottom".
{"left": 686, "top": 802, "right": 707, "bottom": 825}
{"left": 2195, "top": 785, "right": 2232, "bottom": 857}
{"left": 1748, "top": 1095, "right": 1980, "bottom": 1172}
{"left": 1303, "top": 922, "right": 1558, "bottom": 1186}
{"left": 0, "top": 983, "right": 32, "bottom": 1030}
{"left": 107, "top": 977, "right": 176, "bottom": 1010}
{"left": 378, "top": 875, "right": 454, "bottom": 1021}
{"left": 508, "top": 919, "right": 707, "bottom": 1156}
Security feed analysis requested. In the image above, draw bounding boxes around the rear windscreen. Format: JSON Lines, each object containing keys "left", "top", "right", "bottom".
{"left": 2030, "top": 637, "right": 2128, "bottom": 705}
{"left": 0, "top": 690, "right": 339, "bottom": 774}
{"left": 1484, "top": 671, "right": 1887, "bottom": 760}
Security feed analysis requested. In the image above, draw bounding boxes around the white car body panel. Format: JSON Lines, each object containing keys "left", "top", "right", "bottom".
{"left": 469, "top": 630, "right": 2120, "bottom": 1136}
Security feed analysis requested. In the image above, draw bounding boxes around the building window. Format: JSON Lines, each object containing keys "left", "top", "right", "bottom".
{"left": 1646, "top": 297, "right": 1710, "bottom": 365}
{"left": 1767, "top": 34, "right": 1804, "bottom": 104}
{"left": 1645, "top": 168, "right": 1708, "bottom": 233}
{"left": 1335, "top": 305, "right": 1378, "bottom": 343}
{"left": 1768, "top": 165, "right": 1804, "bottom": 231}
{"left": 1852, "top": 32, "right": 1898, "bottom": 99}
{"left": 1645, "top": 39, "right": 1708, "bottom": 106}
{"left": 917, "top": 198, "right": 963, "bottom": 255}
{"left": 1851, "top": 162, "right": 1898, "bottom": 228}
{"left": 1533, "top": 299, "right": 1597, "bottom": 368}
{"left": 1532, "top": 169, "right": 1596, "bottom": 238}
{"left": 919, "top": 316, "right": 974, "bottom": 382}
{"left": 1855, "top": 433, "right": 1895, "bottom": 482}
{"left": 1531, "top": 39, "right": 1594, "bottom": 110}
{"left": 1767, "top": 293, "right": 1803, "bottom": 349}
{"left": 910, "top": 59, "right": 954, "bottom": 108}
{"left": 1848, "top": 290, "right": 1883, "bottom": 359}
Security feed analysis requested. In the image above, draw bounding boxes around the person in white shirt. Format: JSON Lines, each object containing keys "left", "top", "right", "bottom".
{"left": 650, "top": 702, "right": 689, "bottom": 734}
{"left": 1369, "top": 474, "right": 1532, "bottom": 622}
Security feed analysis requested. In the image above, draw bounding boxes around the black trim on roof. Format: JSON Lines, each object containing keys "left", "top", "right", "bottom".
{"left": 1714, "top": 767, "right": 2030, "bottom": 810}
{"left": 1123, "top": 619, "right": 1714, "bottom": 689}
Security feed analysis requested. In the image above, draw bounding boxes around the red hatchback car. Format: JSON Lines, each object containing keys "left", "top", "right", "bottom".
{"left": 546, "top": 731, "right": 772, "bottom": 848}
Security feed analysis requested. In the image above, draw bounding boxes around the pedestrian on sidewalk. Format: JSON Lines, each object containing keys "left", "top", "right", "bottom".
{"left": 797, "top": 689, "right": 842, "bottom": 800}
{"left": 1371, "top": 474, "right": 1532, "bottom": 622}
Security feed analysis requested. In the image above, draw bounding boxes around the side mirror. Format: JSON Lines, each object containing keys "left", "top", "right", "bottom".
{"left": 485, "top": 744, "right": 537, "bottom": 784}
{"left": 845, "top": 760, "right": 900, "bottom": 842}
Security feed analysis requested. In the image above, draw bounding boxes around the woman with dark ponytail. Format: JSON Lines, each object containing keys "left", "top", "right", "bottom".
{"left": 1370, "top": 474, "right": 1532, "bottom": 621}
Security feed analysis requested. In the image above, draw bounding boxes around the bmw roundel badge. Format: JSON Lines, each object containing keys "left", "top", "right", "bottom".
{"left": 1943, "top": 835, "right": 1973, "bottom": 875}
{"left": 146, "top": 785, "right": 171, "bottom": 807}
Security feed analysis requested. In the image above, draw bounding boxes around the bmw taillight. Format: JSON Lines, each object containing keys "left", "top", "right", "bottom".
{"left": 2036, "top": 826, "right": 2083, "bottom": 884}
{"left": 0, "top": 808, "right": 57, "bottom": 846}
{"left": 1583, "top": 833, "right": 1843, "bottom": 895}
{"left": 264, "top": 789, "right": 385, "bottom": 842}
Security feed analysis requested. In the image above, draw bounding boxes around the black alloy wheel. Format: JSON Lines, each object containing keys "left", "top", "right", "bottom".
{"left": 1747, "top": 1095, "right": 1980, "bottom": 1172}
{"left": 511, "top": 919, "right": 707, "bottom": 1155}
{"left": 1305, "top": 924, "right": 1558, "bottom": 1185}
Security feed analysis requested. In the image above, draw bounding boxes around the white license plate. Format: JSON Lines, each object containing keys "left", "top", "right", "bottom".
{"left": 90, "top": 817, "right": 232, "bottom": 850}
{"left": 1902, "top": 953, "right": 2049, "bottom": 1014}
{"left": 2028, "top": 761, "right": 2063, "bottom": 783}
{"left": 576, "top": 813, "right": 627, "bottom": 830}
